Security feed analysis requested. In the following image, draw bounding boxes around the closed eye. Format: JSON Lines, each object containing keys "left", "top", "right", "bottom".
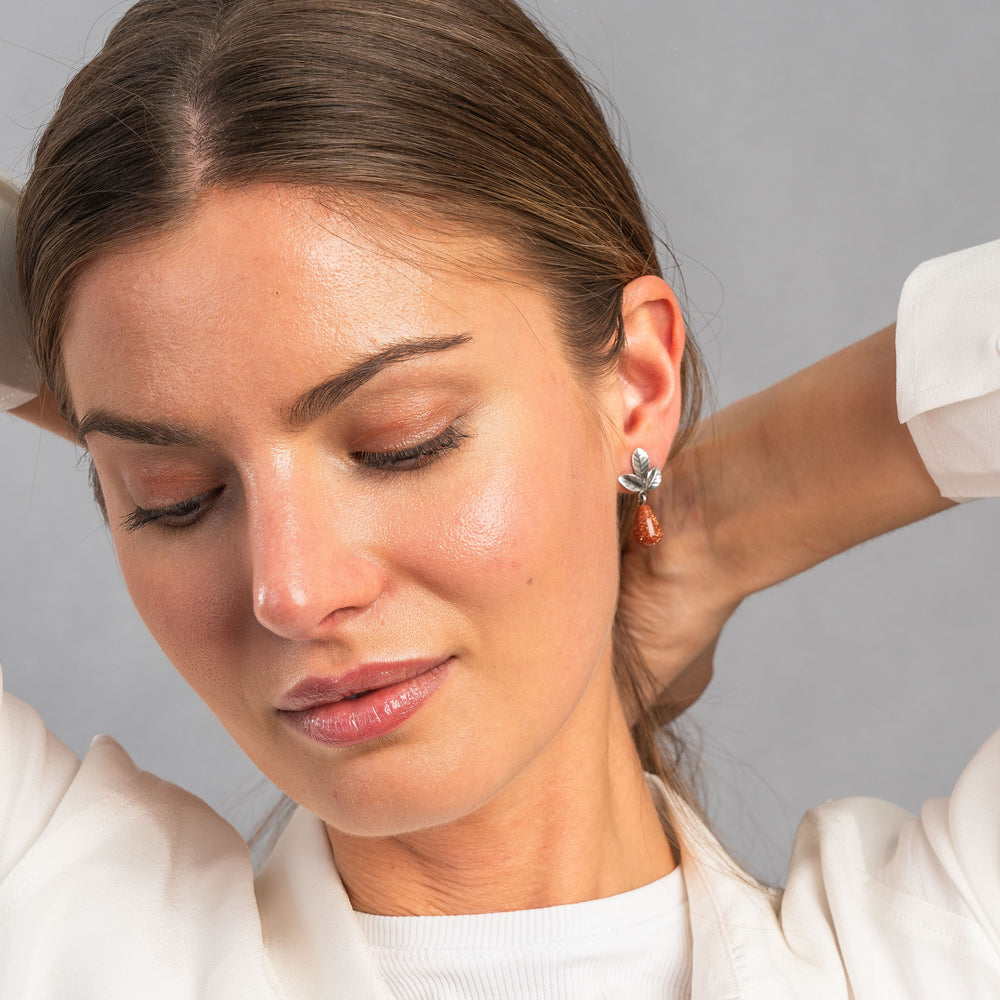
{"left": 118, "top": 425, "right": 466, "bottom": 531}
{"left": 351, "top": 425, "right": 468, "bottom": 472}
{"left": 121, "top": 486, "right": 225, "bottom": 533}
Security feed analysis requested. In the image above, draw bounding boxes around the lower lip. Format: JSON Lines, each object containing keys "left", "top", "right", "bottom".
{"left": 279, "top": 659, "right": 453, "bottom": 747}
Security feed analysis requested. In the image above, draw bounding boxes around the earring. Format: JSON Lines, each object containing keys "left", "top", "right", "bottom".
{"left": 618, "top": 448, "right": 663, "bottom": 547}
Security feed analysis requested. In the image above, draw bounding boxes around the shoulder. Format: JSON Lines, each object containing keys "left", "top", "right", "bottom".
{"left": 781, "top": 730, "right": 1000, "bottom": 994}
{"left": 683, "top": 730, "right": 1000, "bottom": 998}
{"left": 0, "top": 671, "right": 81, "bottom": 881}
{"left": 0, "top": 670, "right": 277, "bottom": 997}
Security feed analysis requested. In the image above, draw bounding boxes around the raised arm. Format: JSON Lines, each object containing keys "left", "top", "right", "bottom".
{"left": 692, "top": 324, "right": 947, "bottom": 591}
{"left": 632, "top": 239, "right": 1000, "bottom": 714}
{"left": 620, "top": 323, "right": 950, "bottom": 719}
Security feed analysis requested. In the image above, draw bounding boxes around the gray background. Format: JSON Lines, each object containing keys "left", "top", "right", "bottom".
{"left": 1, "top": 0, "right": 997, "bottom": 883}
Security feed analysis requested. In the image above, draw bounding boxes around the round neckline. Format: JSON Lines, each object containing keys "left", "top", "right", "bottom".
{"left": 354, "top": 866, "right": 686, "bottom": 950}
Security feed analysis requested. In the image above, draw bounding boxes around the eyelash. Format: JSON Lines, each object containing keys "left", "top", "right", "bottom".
{"left": 351, "top": 424, "right": 468, "bottom": 472}
{"left": 120, "top": 426, "right": 468, "bottom": 533}
{"left": 121, "top": 486, "right": 226, "bottom": 534}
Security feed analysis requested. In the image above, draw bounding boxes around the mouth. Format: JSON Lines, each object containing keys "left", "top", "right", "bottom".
{"left": 276, "top": 657, "right": 454, "bottom": 747}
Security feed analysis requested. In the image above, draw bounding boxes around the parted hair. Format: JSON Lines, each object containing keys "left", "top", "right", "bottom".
{"left": 17, "top": 0, "right": 708, "bottom": 853}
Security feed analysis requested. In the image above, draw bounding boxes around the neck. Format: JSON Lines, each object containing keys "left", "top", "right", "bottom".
{"left": 326, "top": 680, "right": 676, "bottom": 916}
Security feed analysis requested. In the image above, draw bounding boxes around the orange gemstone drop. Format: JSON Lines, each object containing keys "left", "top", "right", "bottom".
{"left": 634, "top": 503, "right": 663, "bottom": 547}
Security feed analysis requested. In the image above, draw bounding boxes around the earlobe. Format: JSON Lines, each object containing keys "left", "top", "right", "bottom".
{"left": 616, "top": 276, "right": 686, "bottom": 470}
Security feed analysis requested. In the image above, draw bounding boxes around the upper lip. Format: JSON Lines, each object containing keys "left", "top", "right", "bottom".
{"left": 276, "top": 657, "right": 450, "bottom": 711}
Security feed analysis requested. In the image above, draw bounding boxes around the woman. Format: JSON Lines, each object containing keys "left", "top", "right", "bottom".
{"left": 5, "top": 0, "right": 997, "bottom": 884}
{"left": 2, "top": 0, "right": 998, "bottom": 996}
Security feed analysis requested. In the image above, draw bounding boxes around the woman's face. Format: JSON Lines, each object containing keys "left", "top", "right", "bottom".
{"left": 62, "top": 186, "right": 632, "bottom": 836}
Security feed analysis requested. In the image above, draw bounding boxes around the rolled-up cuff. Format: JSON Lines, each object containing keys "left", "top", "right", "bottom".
{"left": 896, "top": 240, "right": 1000, "bottom": 501}
{"left": 906, "top": 391, "right": 1000, "bottom": 502}
{"left": 0, "top": 176, "right": 40, "bottom": 412}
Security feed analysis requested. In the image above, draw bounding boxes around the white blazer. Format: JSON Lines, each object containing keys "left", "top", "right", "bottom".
{"left": 5, "top": 687, "right": 1000, "bottom": 998}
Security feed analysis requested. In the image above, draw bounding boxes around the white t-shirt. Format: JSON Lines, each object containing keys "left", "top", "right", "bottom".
{"left": 354, "top": 850, "right": 691, "bottom": 999}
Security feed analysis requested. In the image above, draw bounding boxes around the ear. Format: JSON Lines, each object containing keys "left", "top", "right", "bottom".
{"left": 616, "top": 276, "right": 686, "bottom": 471}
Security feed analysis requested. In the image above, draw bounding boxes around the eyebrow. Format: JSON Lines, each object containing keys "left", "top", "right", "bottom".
{"left": 76, "top": 332, "right": 472, "bottom": 446}
{"left": 75, "top": 414, "right": 204, "bottom": 447}
{"left": 288, "top": 332, "right": 471, "bottom": 426}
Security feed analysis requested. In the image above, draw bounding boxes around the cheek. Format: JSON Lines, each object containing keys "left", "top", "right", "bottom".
{"left": 115, "top": 534, "right": 247, "bottom": 692}
{"left": 382, "top": 397, "right": 621, "bottom": 653}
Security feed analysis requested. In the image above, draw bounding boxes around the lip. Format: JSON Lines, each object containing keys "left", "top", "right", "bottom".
{"left": 277, "top": 657, "right": 453, "bottom": 747}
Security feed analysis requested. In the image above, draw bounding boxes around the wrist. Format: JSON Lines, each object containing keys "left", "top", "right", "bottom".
{"left": 659, "top": 418, "right": 749, "bottom": 612}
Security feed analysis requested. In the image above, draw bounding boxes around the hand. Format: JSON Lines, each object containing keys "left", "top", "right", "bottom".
{"left": 618, "top": 326, "right": 953, "bottom": 725}
{"left": 617, "top": 424, "right": 741, "bottom": 722}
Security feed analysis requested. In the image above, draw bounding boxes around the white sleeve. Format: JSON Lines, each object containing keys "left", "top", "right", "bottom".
{"left": 0, "top": 177, "right": 39, "bottom": 412}
{"left": 0, "top": 663, "right": 80, "bottom": 883}
{"left": 896, "top": 239, "right": 1000, "bottom": 502}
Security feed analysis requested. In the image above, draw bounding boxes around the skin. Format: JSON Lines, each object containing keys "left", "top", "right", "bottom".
{"left": 60, "top": 184, "right": 686, "bottom": 916}
{"left": 12, "top": 296, "right": 950, "bottom": 731}
{"left": 619, "top": 325, "right": 951, "bottom": 724}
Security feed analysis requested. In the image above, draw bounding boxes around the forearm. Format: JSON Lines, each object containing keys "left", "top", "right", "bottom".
{"left": 9, "top": 385, "right": 74, "bottom": 441}
{"left": 679, "top": 324, "right": 952, "bottom": 604}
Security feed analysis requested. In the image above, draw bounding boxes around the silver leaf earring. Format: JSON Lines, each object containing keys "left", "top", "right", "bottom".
{"left": 618, "top": 448, "right": 663, "bottom": 547}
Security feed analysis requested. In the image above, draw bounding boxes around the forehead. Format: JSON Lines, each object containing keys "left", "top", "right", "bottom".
{"left": 60, "top": 186, "right": 558, "bottom": 424}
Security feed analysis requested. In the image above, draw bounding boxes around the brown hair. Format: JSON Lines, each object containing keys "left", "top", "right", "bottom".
{"left": 17, "top": 0, "right": 707, "bottom": 853}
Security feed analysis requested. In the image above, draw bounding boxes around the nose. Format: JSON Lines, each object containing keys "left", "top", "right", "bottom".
{"left": 248, "top": 466, "right": 386, "bottom": 640}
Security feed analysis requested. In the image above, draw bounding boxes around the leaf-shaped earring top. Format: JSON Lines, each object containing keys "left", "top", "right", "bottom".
{"left": 617, "top": 448, "right": 662, "bottom": 501}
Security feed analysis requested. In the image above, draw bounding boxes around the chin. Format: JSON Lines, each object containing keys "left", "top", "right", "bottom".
{"left": 275, "top": 727, "right": 534, "bottom": 841}
{"left": 311, "top": 769, "right": 504, "bottom": 841}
